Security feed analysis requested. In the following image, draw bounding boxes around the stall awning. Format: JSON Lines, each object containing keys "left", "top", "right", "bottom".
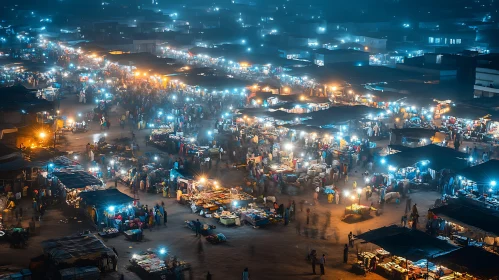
{"left": 52, "top": 171, "right": 103, "bottom": 189}
{"left": 431, "top": 204, "right": 499, "bottom": 236}
{"left": 356, "top": 225, "right": 457, "bottom": 261}
{"left": 432, "top": 246, "right": 499, "bottom": 279}
{"left": 303, "top": 105, "right": 386, "bottom": 126}
{"left": 41, "top": 234, "right": 116, "bottom": 265}
{"left": 78, "top": 189, "right": 134, "bottom": 209}
{"left": 457, "top": 160, "right": 499, "bottom": 185}
{"left": 279, "top": 124, "right": 338, "bottom": 134}
{"left": 382, "top": 144, "right": 469, "bottom": 171}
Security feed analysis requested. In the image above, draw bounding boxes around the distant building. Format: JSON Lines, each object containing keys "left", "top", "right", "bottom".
{"left": 313, "top": 49, "right": 369, "bottom": 66}
{"left": 351, "top": 35, "right": 387, "bottom": 51}
{"left": 473, "top": 67, "right": 499, "bottom": 98}
{"left": 278, "top": 48, "right": 311, "bottom": 60}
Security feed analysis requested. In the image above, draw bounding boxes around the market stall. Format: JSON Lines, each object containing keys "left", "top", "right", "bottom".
{"left": 432, "top": 246, "right": 499, "bottom": 280}
{"left": 51, "top": 171, "right": 104, "bottom": 207}
{"left": 455, "top": 160, "right": 499, "bottom": 201}
{"left": 78, "top": 188, "right": 135, "bottom": 233}
{"left": 41, "top": 234, "right": 117, "bottom": 274}
{"left": 354, "top": 225, "right": 458, "bottom": 279}
{"left": 430, "top": 204, "right": 499, "bottom": 252}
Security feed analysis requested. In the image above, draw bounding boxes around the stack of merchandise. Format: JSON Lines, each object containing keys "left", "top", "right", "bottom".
{"left": 131, "top": 252, "right": 167, "bottom": 273}
{"left": 206, "top": 233, "right": 227, "bottom": 244}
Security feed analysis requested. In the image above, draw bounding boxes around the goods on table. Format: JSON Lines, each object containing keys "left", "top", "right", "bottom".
{"left": 102, "top": 227, "right": 119, "bottom": 234}
{"left": 131, "top": 252, "right": 167, "bottom": 273}
{"left": 239, "top": 209, "right": 271, "bottom": 227}
{"left": 188, "top": 189, "right": 253, "bottom": 212}
{"left": 130, "top": 251, "right": 189, "bottom": 277}
{"left": 99, "top": 227, "right": 120, "bottom": 238}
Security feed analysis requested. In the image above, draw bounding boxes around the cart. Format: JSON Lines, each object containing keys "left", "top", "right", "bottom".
{"left": 124, "top": 229, "right": 143, "bottom": 241}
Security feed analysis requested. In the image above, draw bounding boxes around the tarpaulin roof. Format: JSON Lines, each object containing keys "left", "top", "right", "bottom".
{"left": 431, "top": 204, "right": 499, "bottom": 236}
{"left": 432, "top": 246, "right": 499, "bottom": 279}
{"left": 239, "top": 104, "right": 383, "bottom": 123}
{"left": 446, "top": 104, "right": 495, "bottom": 121}
{"left": 356, "top": 225, "right": 457, "bottom": 261}
{"left": 279, "top": 124, "right": 338, "bottom": 134}
{"left": 382, "top": 144, "right": 469, "bottom": 171}
{"left": 78, "top": 189, "right": 134, "bottom": 209}
{"left": 303, "top": 105, "right": 386, "bottom": 125}
{"left": 52, "top": 171, "right": 103, "bottom": 189}
{"left": 41, "top": 234, "right": 116, "bottom": 265}
{"left": 31, "top": 156, "right": 80, "bottom": 169}
{"left": 457, "top": 160, "right": 499, "bottom": 184}
{"left": 237, "top": 108, "right": 305, "bottom": 121}
{"left": 251, "top": 92, "right": 329, "bottom": 103}
{"left": 390, "top": 128, "right": 438, "bottom": 138}
{"left": 269, "top": 100, "right": 330, "bottom": 110}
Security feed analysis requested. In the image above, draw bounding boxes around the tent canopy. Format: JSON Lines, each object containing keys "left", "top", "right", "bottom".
{"left": 390, "top": 128, "right": 438, "bottom": 139}
{"left": 279, "top": 124, "right": 338, "bottom": 134}
{"left": 356, "top": 225, "right": 457, "bottom": 261}
{"left": 78, "top": 189, "right": 134, "bottom": 209}
{"left": 382, "top": 144, "right": 469, "bottom": 171}
{"left": 431, "top": 204, "right": 499, "bottom": 236}
{"left": 41, "top": 234, "right": 116, "bottom": 265}
{"left": 52, "top": 171, "right": 103, "bottom": 189}
{"left": 432, "top": 246, "right": 499, "bottom": 279}
{"left": 303, "top": 105, "right": 386, "bottom": 126}
{"left": 457, "top": 159, "right": 499, "bottom": 185}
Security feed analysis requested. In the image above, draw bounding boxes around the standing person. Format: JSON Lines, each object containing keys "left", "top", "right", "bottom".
{"left": 320, "top": 254, "right": 326, "bottom": 275}
{"left": 401, "top": 214, "right": 408, "bottom": 227}
{"left": 284, "top": 208, "right": 290, "bottom": 226}
{"left": 206, "top": 272, "right": 212, "bottom": 280}
{"left": 348, "top": 231, "right": 354, "bottom": 247}
{"left": 242, "top": 267, "right": 249, "bottom": 280}
{"left": 405, "top": 197, "right": 412, "bottom": 214}
{"left": 343, "top": 244, "right": 349, "bottom": 263}
{"left": 314, "top": 186, "right": 319, "bottom": 204}
{"left": 290, "top": 200, "right": 296, "bottom": 221}
{"left": 306, "top": 208, "right": 310, "bottom": 225}
{"left": 195, "top": 219, "right": 201, "bottom": 237}
{"left": 310, "top": 250, "right": 317, "bottom": 274}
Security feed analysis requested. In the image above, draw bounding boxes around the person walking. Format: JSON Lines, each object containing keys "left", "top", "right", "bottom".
{"left": 306, "top": 208, "right": 310, "bottom": 225}
{"left": 405, "top": 197, "right": 412, "bottom": 214}
{"left": 311, "top": 250, "right": 317, "bottom": 274}
{"left": 320, "top": 254, "right": 326, "bottom": 275}
{"left": 290, "top": 200, "right": 296, "bottom": 221}
{"left": 242, "top": 267, "right": 249, "bottom": 280}
{"left": 401, "top": 214, "right": 408, "bottom": 227}
{"left": 163, "top": 208, "right": 167, "bottom": 225}
{"left": 206, "top": 271, "right": 212, "bottom": 280}
{"left": 343, "top": 244, "right": 349, "bottom": 263}
{"left": 195, "top": 219, "right": 201, "bottom": 237}
{"left": 348, "top": 231, "right": 354, "bottom": 247}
